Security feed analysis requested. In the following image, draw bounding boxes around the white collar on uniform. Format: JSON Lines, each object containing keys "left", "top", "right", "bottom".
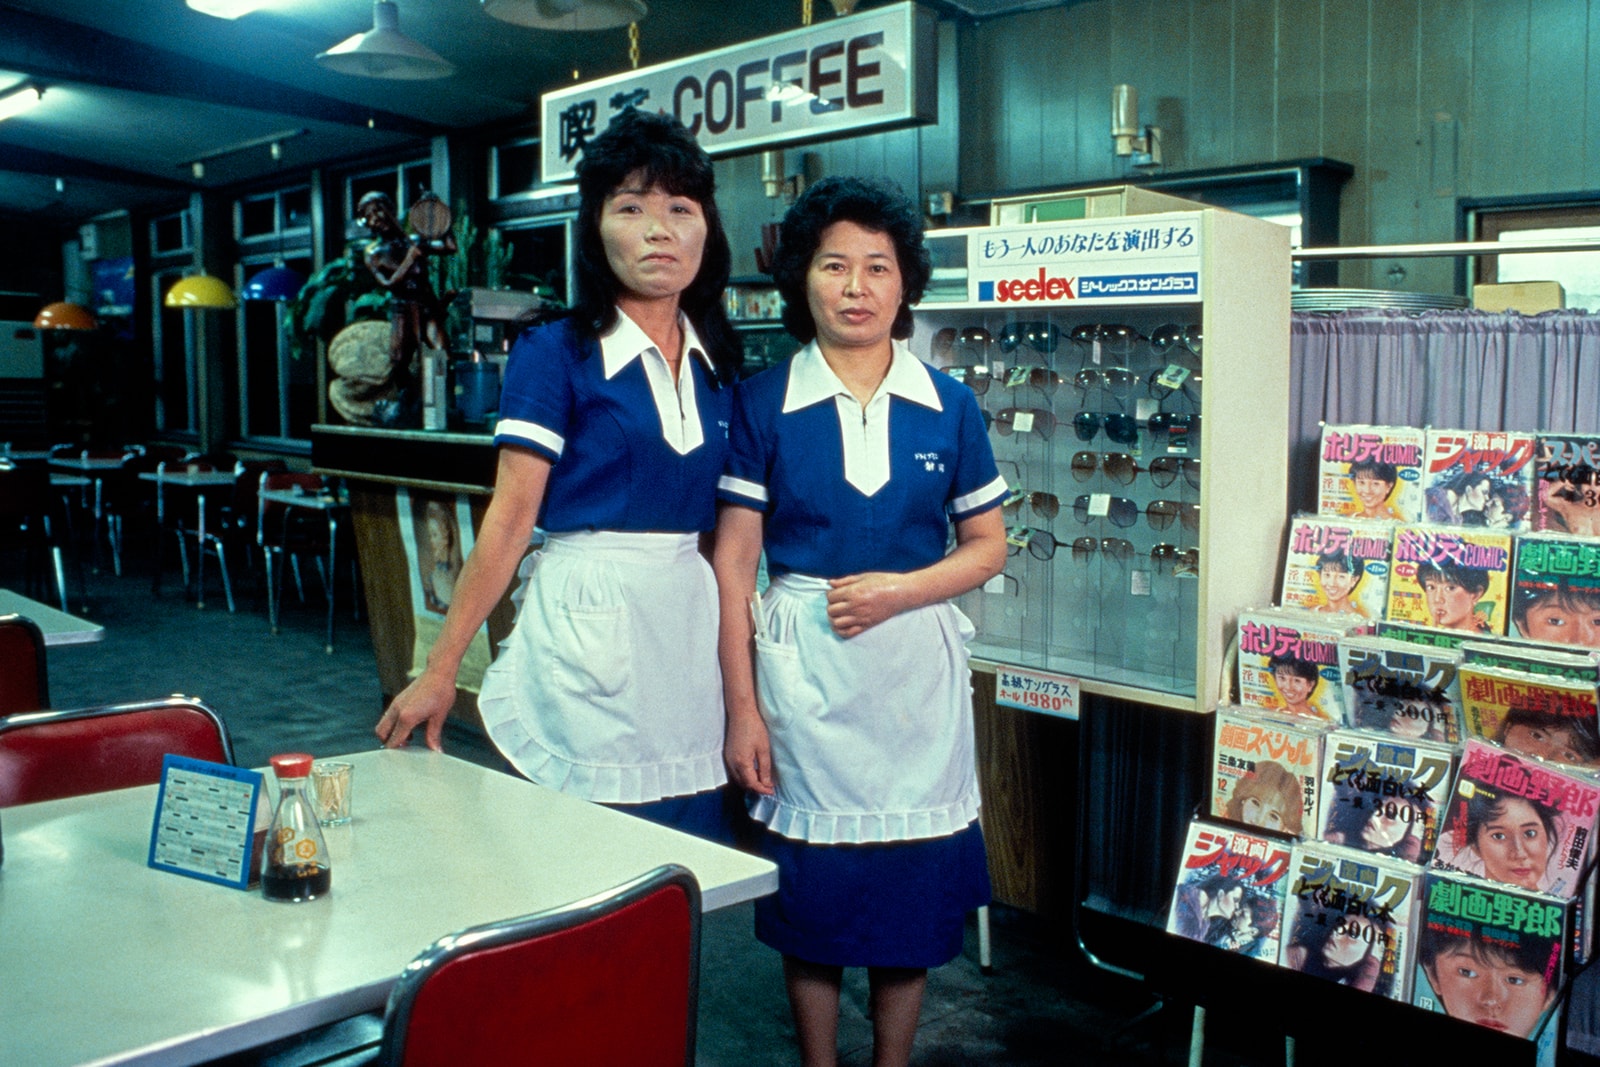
{"left": 600, "top": 308, "right": 713, "bottom": 456}
{"left": 600, "top": 309, "right": 713, "bottom": 379}
{"left": 782, "top": 339, "right": 942, "bottom": 413}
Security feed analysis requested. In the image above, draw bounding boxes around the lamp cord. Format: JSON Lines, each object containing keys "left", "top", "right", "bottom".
{"left": 628, "top": 22, "right": 640, "bottom": 69}
{"left": 802, "top": 0, "right": 812, "bottom": 26}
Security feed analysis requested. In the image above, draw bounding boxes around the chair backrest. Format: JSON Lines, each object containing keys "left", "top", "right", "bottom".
{"left": 380, "top": 864, "right": 701, "bottom": 1067}
{"left": 0, "top": 614, "right": 48, "bottom": 715}
{"left": 0, "top": 696, "right": 234, "bottom": 807}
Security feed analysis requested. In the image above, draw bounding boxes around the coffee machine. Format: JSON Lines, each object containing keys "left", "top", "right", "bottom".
{"left": 450, "top": 287, "right": 542, "bottom": 429}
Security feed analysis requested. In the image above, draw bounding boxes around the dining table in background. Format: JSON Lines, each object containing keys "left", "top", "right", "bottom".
{"left": 48, "top": 453, "right": 128, "bottom": 574}
{"left": 257, "top": 484, "right": 351, "bottom": 653}
{"left": 0, "top": 747, "right": 777, "bottom": 1067}
{"left": 140, "top": 466, "right": 239, "bottom": 610}
{"left": 0, "top": 586, "right": 104, "bottom": 646}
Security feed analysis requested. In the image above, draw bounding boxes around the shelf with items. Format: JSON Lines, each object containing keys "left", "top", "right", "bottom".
{"left": 913, "top": 209, "right": 1291, "bottom": 712}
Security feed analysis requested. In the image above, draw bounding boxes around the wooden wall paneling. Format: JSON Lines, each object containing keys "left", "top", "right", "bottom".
{"left": 1061, "top": 5, "right": 1106, "bottom": 184}
{"left": 1231, "top": 0, "right": 1276, "bottom": 164}
{"left": 1468, "top": 0, "right": 1527, "bottom": 196}
{"left": 1319, "top": 0, "right": 1371, "bottom": 287}
{"left": 1590, "top": 0, "right": 1600, "bottom": 185}
{"left": 1417, "top": 0, "right": 1472, "bottom": 293}
{"left": 349, "top": 480, "right": 414, "bottom": 702}
{"left": 1103, "top": 0, "right": 1156, "bottom": 177}
{"left": 958, "top": 23, "right": 1001, "bottom": 195}
{"left": 919, "top": 20, "right": 962, "bottom": 196}
{"left": 1367, "top": 0, "right": 1428, "bottom": 291}
{"left": 1187, "top": 0, "right": 1235, "bottom": 168}
{"left": 1526, "top": 0, "right": 1588, "bottom": 195}
{"left": 1008, "top": 10, "right": 1052, "bottom": 190}
{"left": 1144, "top": 0, "right": 1194, "bottom": 172}
{"left": 1274, "top": 0, "right": 1326, "bottom": 162}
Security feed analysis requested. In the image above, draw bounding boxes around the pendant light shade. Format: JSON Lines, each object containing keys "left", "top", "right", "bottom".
{"left": 34, "top": 301, "right": 97, "bottom": 330}
{"left": 165, "top": 274, "right": 238, "bottom": 309}
{"left": 242, "top": 265, "right": 307, "bottom": 302}
{"left": 481, "top": 0, "right": 647, "bottom": 31}
{"left": 316, "top": 1, "right": 455, "bottom": 80}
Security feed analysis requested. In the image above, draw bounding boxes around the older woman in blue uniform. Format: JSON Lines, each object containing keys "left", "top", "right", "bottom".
{"left": 376, "top": 109, "right": 742, "bottom": 840}
{"left": 714, "top": 177, "right": 1008, "bottom": 1067}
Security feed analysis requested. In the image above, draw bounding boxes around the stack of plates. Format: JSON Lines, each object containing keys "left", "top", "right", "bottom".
{"left": 1291, "top": 288, "right": 1469, "bottom": 312}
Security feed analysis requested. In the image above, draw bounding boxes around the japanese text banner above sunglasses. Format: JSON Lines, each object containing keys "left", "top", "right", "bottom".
{"left": 964, "top": 214, "right": 1206, "bottom": 308}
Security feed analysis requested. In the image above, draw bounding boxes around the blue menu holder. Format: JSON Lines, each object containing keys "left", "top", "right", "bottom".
{"left": 147, "top": 755, "right": 265, "bottom": 890}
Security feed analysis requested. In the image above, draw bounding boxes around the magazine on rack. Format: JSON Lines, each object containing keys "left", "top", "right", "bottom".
{"left": 1460, "top": 638, "right": 1600, "bottom": 688}
{"left": 1211, "top": 706, "right": 1328, "bottom": 838}
{"left": 1385, "top": 525, "right": 1514, "bottom": 637}
{"left": 1317, "top": 424, "right": 1425, "bottom": 523}
{"left": 1280, "top": 841, "right": 1421, "bottom": 1001}
{"left": 1457, "top": 662, "right": 1600, "bottom": 771}
{"left": 1512, "top": 532, "right": 1600, "bottom": 652}
{"left": 1166, "top": 818, "right": 1292, "bottom": 963}
{"left": 1237, "top": 607, "right": 1370, "bottom": 725}
{"left": 1316, "top": 728, "right": 1455, "bottom": 865}
{"left": 1338, "top": 634, "right": 1463, "bottom": 744}
{"left": 1412, "top": 870, "right": 1568, "bottom": 1050}
{"left": 1422, "top": 428, "right": 1537, "bottom": 530}
{"left": 1534, "top": 433, "right": 1600, "bottom": 538}
{"left": 1432, "top": 739, "right": 1600, "bottom": 900}
{"left": 1375, "top": 619, "right": 1471, "bottom": 651}
{"left": 1279, "top": 515, "right": 1394, "bottom": 619}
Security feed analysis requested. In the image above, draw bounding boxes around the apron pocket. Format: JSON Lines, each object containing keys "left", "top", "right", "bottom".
{"left": 551, "top": 603, "right": 632, "bottom": 699}
{"left": 754, "top": 635, "right": 823, "bottom": 732}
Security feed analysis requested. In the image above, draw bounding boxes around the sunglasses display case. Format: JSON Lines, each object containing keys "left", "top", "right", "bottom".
{"left": 914, "top": 207, "right": 1291, "bottom": 712}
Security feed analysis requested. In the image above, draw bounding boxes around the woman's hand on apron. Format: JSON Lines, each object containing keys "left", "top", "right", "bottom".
{"left": 376, "top": 668, "right": 457, "bottom": 751}
{"left": 725, "top": 711, "right": 775, "bottom": 795}
{"left": 825, "top": 572, "right": 908, "bottom": 638}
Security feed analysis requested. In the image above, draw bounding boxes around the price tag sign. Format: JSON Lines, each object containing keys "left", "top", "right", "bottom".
{"left": 148, "top": 755, "right": 264, "bottom": 890}
{"left": 995, "top": 665, "right": 1080, "bottom": 720}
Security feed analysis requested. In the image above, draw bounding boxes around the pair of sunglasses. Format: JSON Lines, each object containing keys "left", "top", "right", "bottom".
{"left": 997, "top": 321, "right": 1062, "bottom": 355}
{"left": 1150, "top": 543, "right": 1201, "bottom": 575}
{"left": 1151, "top": 322, "right": 1203, "bottom": 356}
{"left": 1073, "top": 412, "right": 1140, "bottom": 446}
{"left": 1072, "top": 536, "right": 1135, "bottom": 562}
{"left": 1002, "top": 490, "right": 1060, "bottom": 521}
{"left": 994, "top": 408, "right": 1056, "bottom": 439}
{"left": 1070, "top": 323, "right": 1146, "bottom": 355}
{"left": 1148, "top": 412, "right": 1200, "bottom": 435}
{"left": 1007, "top": 526, "right": 1061, "bottom": 561}
{"left": 1147, "top": 366, "right": 1203, "bottom": 404}
{"left": 1074, "top": 367, "right": 1137, "bottom": 398}
{"left": 932, "top": 326, "right": 996, "bottom": 362}
{"left": 1149, "top": 457, "right": 1201, "bottom": 490}
{"left": 1071, "top": 494, "right": 1138, "bottom": 528}
{"left": 1070, "top": 450, "right": 1137, "bottom": 485}
{"left": 944, "top": 364, "right": 994, "bottom": 396}
{"left": 1007, "top": 366, "right": 1065, "bottom": 395}
{"left": 1146, "top": 499, "right": 1200, "bottom": 532}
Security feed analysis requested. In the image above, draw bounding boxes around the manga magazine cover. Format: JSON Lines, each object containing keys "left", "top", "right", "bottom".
{"left": 1432, "top": 739, "right": 1600, "bottom": 900}
{"left": 1512, "top": 533, "right": 1600, "bottom": 651}
{"left": 1534, "top": 433, "right": 1600, "bottom": 538}
{"left": 1457, "top": 662, "right": 1600, "bottom": 771}
{"left": 1422, "top": 428, "right": 1536, "bottom": 531}
{"left": 1461, "top": 638, "right": 1600, "bottom": 688}
{"left": 1166, "top": 818, "right": 1292, "bottom": 963}
{"left": 1376, "top": 619, "right": 1470, "bottom": 651}
{"left": 1211, "top": 705, "right": 1328, "bottom": 838}
{"left": 1279, "top": 514, "right": 1394, "bottom": 619}
{"left": 1338, "top": 634, "right": 1462, "bottom": 744}
{"left": 1280, "top": 841, "right": 1420, "bottom": 1001}
{"left": 1236, "top": 607, "right": 1370, "bottom": 725}
{"left": 1316, "top": 728, "right": 1455, "bottom": 865}
{"left": 1317, "top": 424, "right": 1425, "bottom": 524}
{"left": 1413, "top": 870, "right": 1568, "bottom": 1050}
{"left": 1384, "top": 524, "right": 1514, "bottom": 636}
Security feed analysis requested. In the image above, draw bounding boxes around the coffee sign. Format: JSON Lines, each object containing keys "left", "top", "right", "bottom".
{"left": 540, "top": 2, "right": 936, "bottom": 183}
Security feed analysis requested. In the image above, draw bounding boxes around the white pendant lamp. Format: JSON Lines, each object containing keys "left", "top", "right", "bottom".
{"left": 316, "top": 1, "right": 455, "bottom": 80}
{"left": 481, "top": 0, "right": 647, "bottom": 31}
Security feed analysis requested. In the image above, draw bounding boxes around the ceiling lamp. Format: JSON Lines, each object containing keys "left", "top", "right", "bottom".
{"left": 0, "top": 84, "right": 43, "bottom": 123}
{"left": 33, "top": 302, "right": 97, "bottom": 330}
{"left": 316, "top": 2, "right": 455, "bottom": 80}
{"left": 165, "top": 274, "right": 238, "bottom": 309}
{"left": 186, "top": 0, "right": 272, "bottom": 17}
{"left": 242, "top": 266, "right": 306, "bottom": 302}
{"left": 482, "top": 0, "right": 647, "bottom": 31}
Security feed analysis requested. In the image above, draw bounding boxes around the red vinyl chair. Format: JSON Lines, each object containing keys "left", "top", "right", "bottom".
{"left": 0, "top": 613, "right": 48, "bottom": 715}
{"left": 0, "top": 696, "right": 233, "bottom": 807}
{"left": 378, "top": 864, "right": 701, "bottom": 1067}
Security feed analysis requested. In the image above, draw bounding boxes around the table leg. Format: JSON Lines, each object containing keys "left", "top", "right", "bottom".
{"left": 325, "top": 513, "right": 338, "bottom": 654}
{"left": 195, "top": 490, "right": 207, "bottom": 610}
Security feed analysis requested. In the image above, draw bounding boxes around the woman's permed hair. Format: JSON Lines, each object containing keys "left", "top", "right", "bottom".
{"left": 771, "top": 175, "right": 932, "bottom": 344}
{"left": 570, "top": 108, "right": 740, "bottom": 383}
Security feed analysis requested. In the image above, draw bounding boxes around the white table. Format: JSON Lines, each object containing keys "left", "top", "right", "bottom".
{"left": 0, "top": 748, "right": 775, "bottom": 1067}
{"left": 140, "top": 468, "right": 240, "bottom": 610}
{"left": 49, "top": 455, "right": 129, "bottom": 574}
{"left": 0, "top": 586, "right": 104, "bottom": 645}
{"left": 258, "top": 487, "right": 350, "bottom": 653}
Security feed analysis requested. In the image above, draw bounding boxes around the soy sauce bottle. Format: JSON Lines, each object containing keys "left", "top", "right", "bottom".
{"left": 261, "top": 753, "right": 331, "bottom": 902}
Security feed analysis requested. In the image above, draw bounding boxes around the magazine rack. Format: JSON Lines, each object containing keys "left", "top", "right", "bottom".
{"left": 916, "top": 206, "right": 1289, "bottom": 712}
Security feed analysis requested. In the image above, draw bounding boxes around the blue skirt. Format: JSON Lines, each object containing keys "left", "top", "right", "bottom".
{"left": 607, "top": 785, "right": 744, "bottom": 846}
{"left": 754, "top": 821, "right": 991, "bottom": 968}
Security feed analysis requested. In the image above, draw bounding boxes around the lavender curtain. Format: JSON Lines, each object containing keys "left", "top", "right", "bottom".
{"left": 1287, "top": 309, "right": 1600, "bottom": 513}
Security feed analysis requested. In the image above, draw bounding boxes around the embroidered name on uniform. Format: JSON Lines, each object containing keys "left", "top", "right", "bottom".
{"left": 913, "top": 451, "right": 946, "bottom": 472}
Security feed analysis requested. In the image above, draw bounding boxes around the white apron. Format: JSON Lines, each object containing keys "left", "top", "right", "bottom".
{"left": 750, "top": 573, "right": 982, "bottom": 844}
{"left": 479, "top": 530, "right": 727, "bottom": 804}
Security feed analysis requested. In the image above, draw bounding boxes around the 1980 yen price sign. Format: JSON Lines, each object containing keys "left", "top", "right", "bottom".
{"left": 994, "top": 666, "right": 1080, "bottom": 720}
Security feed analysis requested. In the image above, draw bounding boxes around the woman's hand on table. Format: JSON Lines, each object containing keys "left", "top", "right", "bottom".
{"left": 375, "top": 669, "right": 457, "bottom": 751}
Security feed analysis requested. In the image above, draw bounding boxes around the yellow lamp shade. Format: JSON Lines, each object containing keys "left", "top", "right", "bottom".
{"left": 34, "top": 301, "right": 98, "bottom": 330}
{"left": 164, "top": 274, "right": 237, "bottom": 309}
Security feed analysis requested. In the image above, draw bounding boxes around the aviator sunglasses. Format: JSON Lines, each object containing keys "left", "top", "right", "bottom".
{"left": 1071, "top": 494, "right": 1139, "bottom": 528}
{"left": 997, "top": 321, "right": 1063, "bottom": 355}
{"left": 994, "top": 407, "right": 1057, "bottom": 439}
{"left": 1070, "top": 450, "right": 1137, "bottom": 485}
{"left": 1072, "top": 411, "right": 1140, "bottom": 446}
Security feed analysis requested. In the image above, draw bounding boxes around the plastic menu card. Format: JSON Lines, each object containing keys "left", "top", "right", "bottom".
{"left": 147, "top": 755, "right": 265, "bottom": 890}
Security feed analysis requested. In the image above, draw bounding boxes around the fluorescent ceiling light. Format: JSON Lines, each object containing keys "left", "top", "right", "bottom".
{"left": 0, "top": 85, "right": 43, "bottom": 123}
{"left": 186, "top": 0, "right": 273, "bottom": 17}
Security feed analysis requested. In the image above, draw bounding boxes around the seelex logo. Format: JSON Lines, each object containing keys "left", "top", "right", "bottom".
{"left": 977, "top": 269, "right": 1076, "bottom": 303}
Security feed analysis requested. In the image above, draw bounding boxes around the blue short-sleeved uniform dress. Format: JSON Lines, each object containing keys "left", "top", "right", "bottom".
{"left": 718, "top": 340, "right": 1008, "bottom": 967}
{"left": 478, "top": 311, "right": 733, "bottom": 840}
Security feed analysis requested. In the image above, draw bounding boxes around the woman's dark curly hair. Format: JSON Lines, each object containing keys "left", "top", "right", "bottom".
{"left": 571, "top": 108, "right": 740, "bottom": 384}
{"left": 771, "top": 176, "right": 931, "bottom": 344}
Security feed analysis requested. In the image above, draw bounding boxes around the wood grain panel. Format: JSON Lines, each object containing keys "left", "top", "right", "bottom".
{"left": 1526, "top": 0, "right": 1586, "bottom": 194}
{"left": 1319, "top": 0, "right": 1370, "bottom": 286}
{"left": 1468, "top": 0, "right": 1527, "bottom": 194}
{"left": 1231, "top": 0, "right": 1276, "bottom": 163}
{"left": 1367, "top": 0, "right": 1422, "bottom": 245}
{"left": 1274, "top": 0, "right": 1325, "bottom": 161}
{"left": 1186, "top": 0, "right": 1235, "bottom": 167}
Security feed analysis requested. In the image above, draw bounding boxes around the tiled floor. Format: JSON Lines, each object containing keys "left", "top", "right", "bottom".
{"left": 33, "top": 543, "right": 1244, "bottom": 1067}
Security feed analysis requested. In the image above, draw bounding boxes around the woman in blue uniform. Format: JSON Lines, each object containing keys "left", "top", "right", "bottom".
{"left": 714, "top": 177, "right": 1008, "bottom": 1066}
{"left": 376, "top": 108, "right": 741, "bottom": 841}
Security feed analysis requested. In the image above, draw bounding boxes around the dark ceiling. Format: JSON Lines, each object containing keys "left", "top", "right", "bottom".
{"left": 0, "top": 0, "right": 893, "bottom": 224}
